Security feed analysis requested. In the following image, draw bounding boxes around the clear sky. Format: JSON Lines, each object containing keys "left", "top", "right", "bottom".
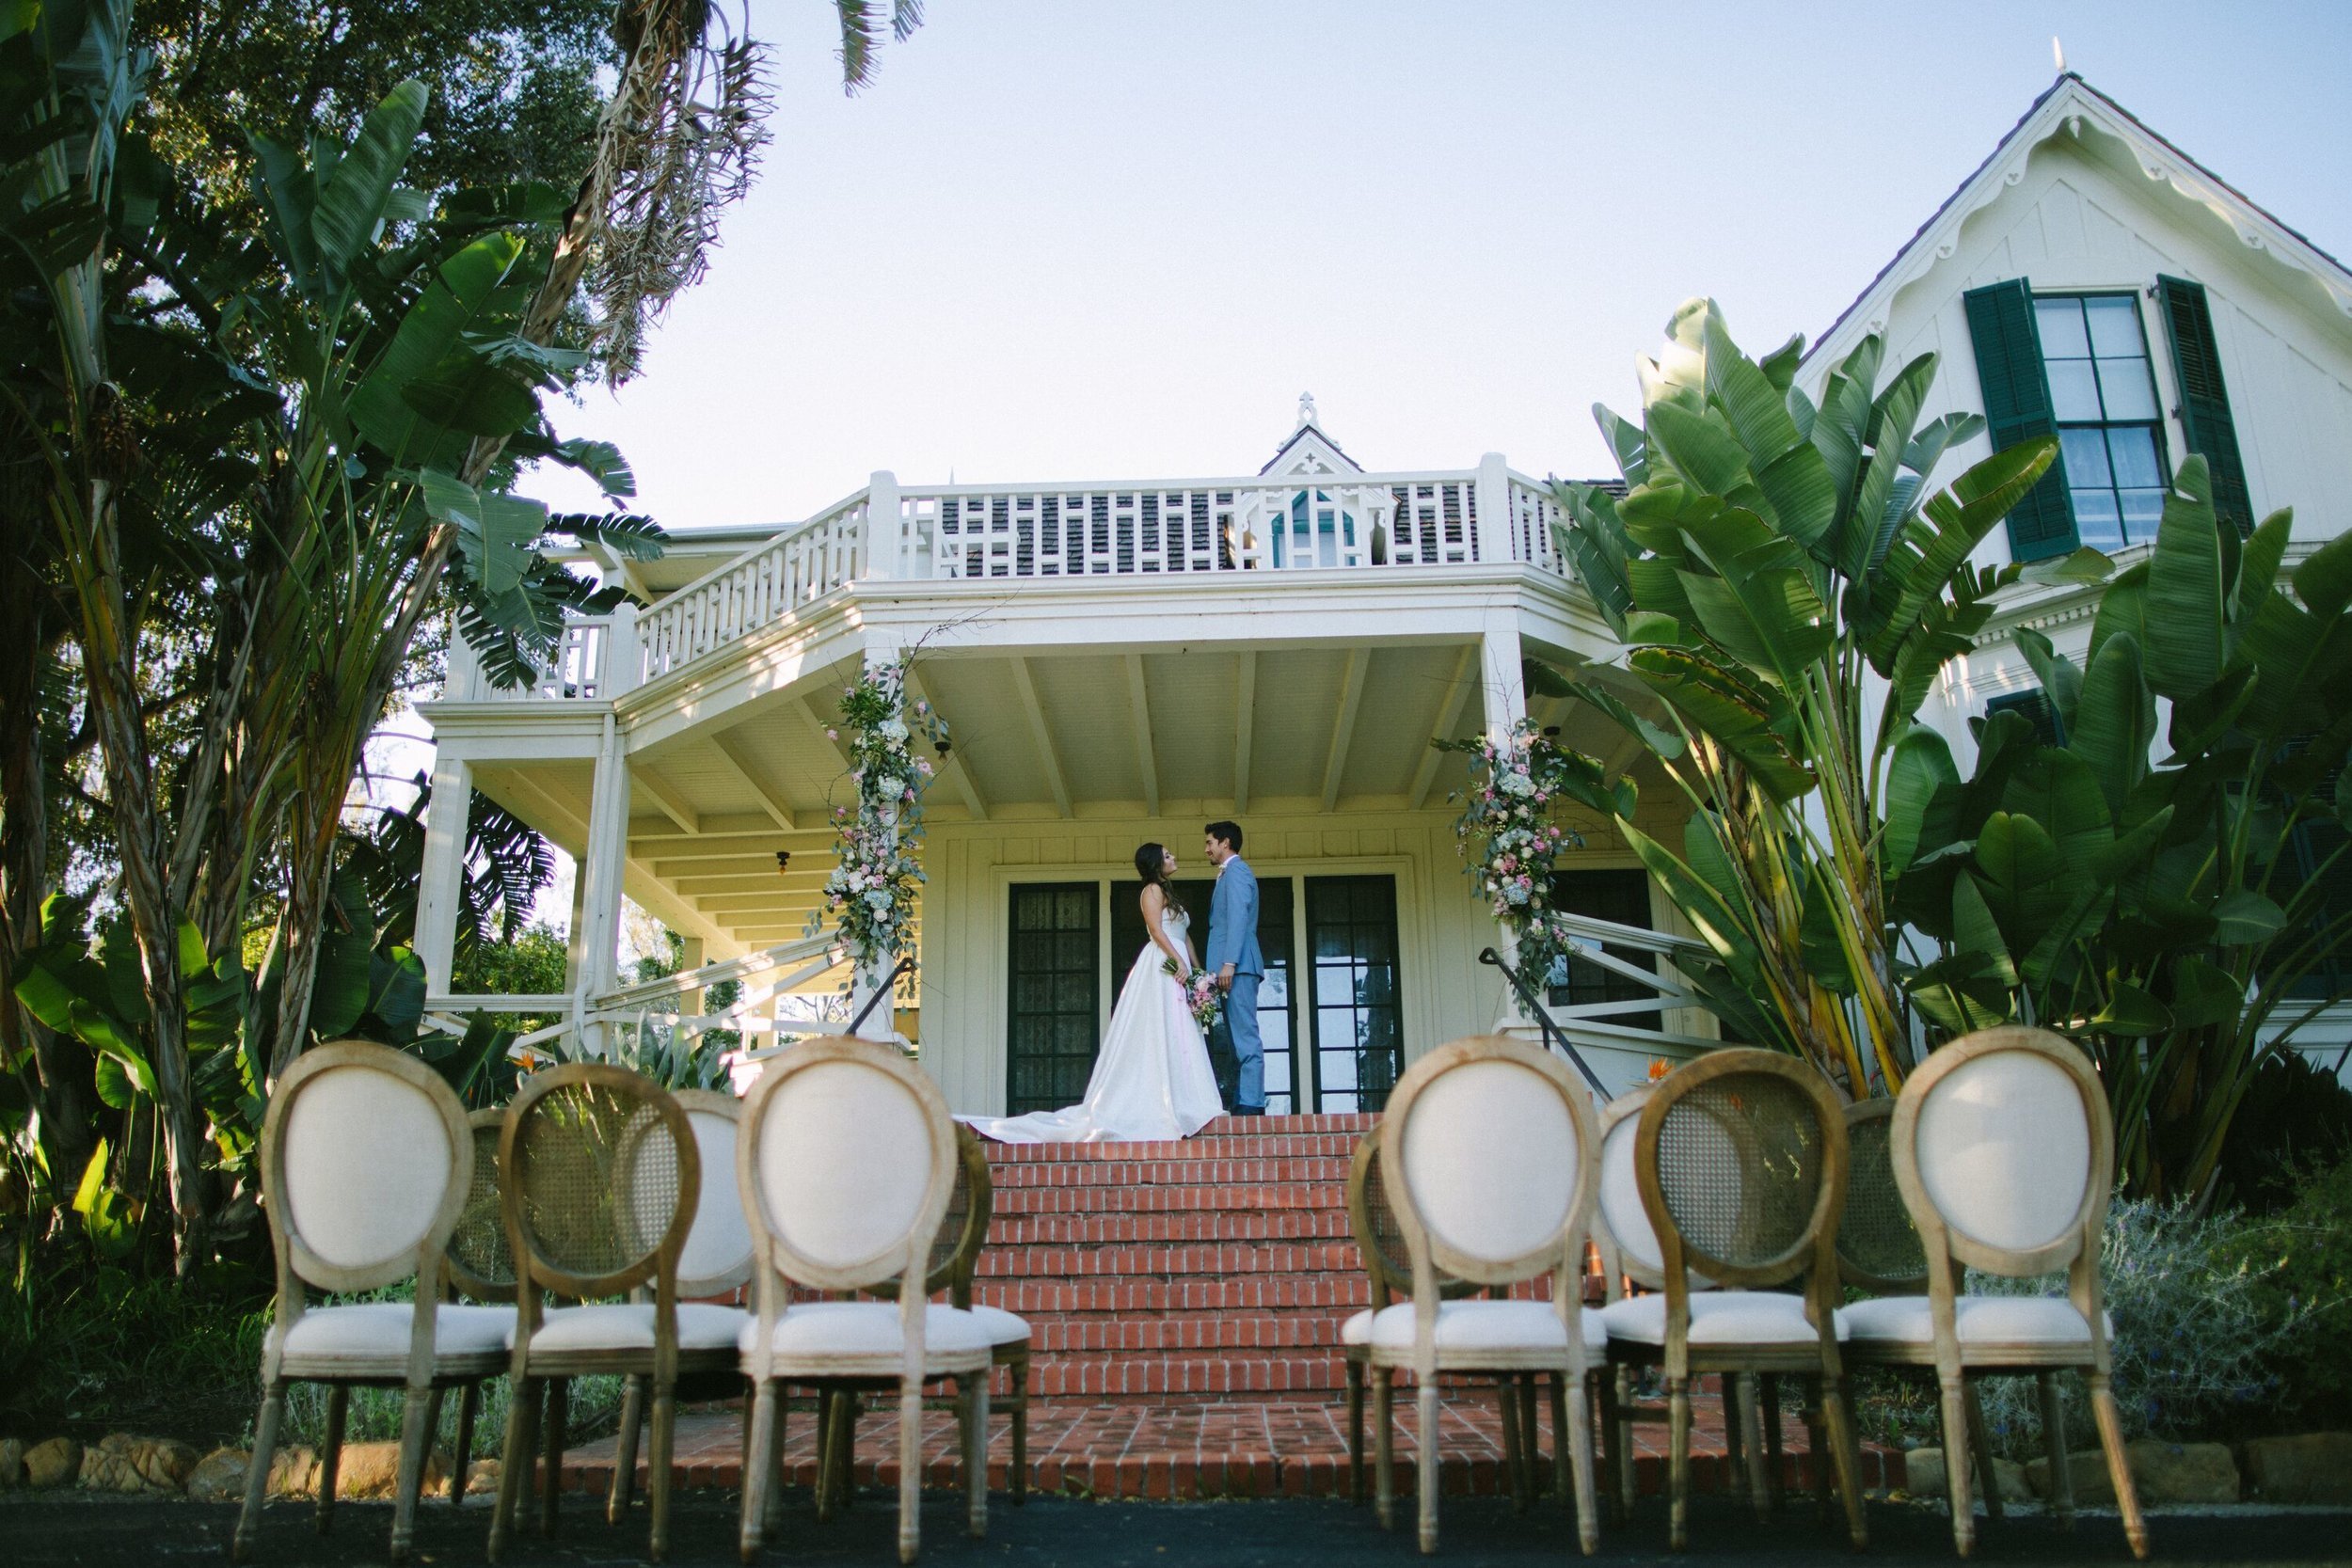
{"left": 524, "top": 0, "right": 2352, "bottom": 531}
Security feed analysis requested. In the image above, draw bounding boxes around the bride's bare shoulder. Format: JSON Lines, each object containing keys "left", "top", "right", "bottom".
{"left": 1138, "top": 881, "right": 1167, "bottom": 913}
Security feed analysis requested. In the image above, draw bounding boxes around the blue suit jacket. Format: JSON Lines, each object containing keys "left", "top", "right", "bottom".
{"left": 1205, "top": 857, "right": 1264, "bottom": 977}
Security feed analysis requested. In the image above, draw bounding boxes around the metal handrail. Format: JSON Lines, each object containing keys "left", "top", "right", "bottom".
{"left": 1479, "top": 946, "right": 1610, "bottom": 1096}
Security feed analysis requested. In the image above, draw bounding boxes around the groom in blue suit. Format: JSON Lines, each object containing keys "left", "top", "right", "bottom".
{"left": 1202, "top": 821, "right": 1264, "bottom": 1116}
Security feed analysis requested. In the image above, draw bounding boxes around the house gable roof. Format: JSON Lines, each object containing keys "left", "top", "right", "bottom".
{"left": 1806, "top": 72, "right": 2352, "bottom": 371}
{"left": 1260, "top": 420, "right": 1364, "bottom": 477}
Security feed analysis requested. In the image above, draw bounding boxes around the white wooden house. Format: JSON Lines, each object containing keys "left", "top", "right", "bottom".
{"left": 415, "top": 73, "right": 2352, "bottom": 1106}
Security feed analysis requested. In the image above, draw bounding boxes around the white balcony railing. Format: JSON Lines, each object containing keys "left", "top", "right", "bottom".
{"left": 462, "top": 462, "right": 1572, "bottom": 702}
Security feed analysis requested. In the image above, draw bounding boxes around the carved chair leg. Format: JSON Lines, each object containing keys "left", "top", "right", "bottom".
{"left": 1417, "top": 1376, "right": 1442, "bottom": 1555}
{"left": 1597, "top": 1367, "right": 1627, "bottom": 1526}
{"left": 1549, "top": 1371, "right": 1571, "bottom": 1513}
{"left": 609, "top": 1373, "right": 645, "bottom": 1523}
{"left": 1962, "top": 1377, "right": 2003, "bottom": 1522}
{"left": 1565, "top": 1371, "right": 1599, "bottom": 1555}
{"left": 1009, "top": 1351, "right": 1030, "bottom": 1505}
{"left": 1667, "top": 1375, "right": 1692, "bottom": 1553}
{"left": 1937, "top": 1374, "right": 1977, "bottom": 1555}
{"left": 2037, "top": 1371, "right": 2075, "bottom": 1528}
{"left": 897, "top": 1372, "right": 923, "bottom": 1565}
{"left": 450, "top": 1382, "right": 481, "bottom": 1504}
{"left": 2090, "top": 1373, "right": 2149, "bottom": 1560}
{"left": 1722, "top": 1371, "right": 1746, "bottom": 1496}
{"left": 762, "top": 1386, "right": 788, "bottom": 1537}
{"left": 1499, "top": 1376, "right": 1528, "bottom": 1512}
{"left": 1760, "top": 1373, "right": 1786, "bottom": 1512}
{"left": 1519, "top": 1376, "right": 1543, "bottom": 1497}
{"left": 739, "top": 1382, "right": 777, "bottom": 1563}
{"left": 1739, "top": 1372, "right": 1772, "bottom": 1522}
{"left": 1822, "top": 1373, "right": 1868, "bottom": 1551}
{"left": 233, "top": 1379, "right": 287, "bottom": 1563}
{"left": 316, "top": 1384, "right": 349, "bottom": 1534}
{"left": 1804, "top": 1375, "right": 1833, "bottom": 1524}
{"left": 1345, "top": 1357, "right": 1366, "bottom": 1503}
{"left": 540, "top": 1376, "right": 569, "bottom": 1537}
{"left": 487, "top": 1376, "right": 536, "bottom": 1563}
{"left": 648, "top": 1378, "right": 678, "bottom": 1562}
{"left": 1374, "top": 1369, "right": 1396, "bottom": 1531}
{"left": 389, "top": 1384, "right": 435, "bottom": 1564}
{"left": 964, "top": 1373, "right": 990, "bottom": 1538}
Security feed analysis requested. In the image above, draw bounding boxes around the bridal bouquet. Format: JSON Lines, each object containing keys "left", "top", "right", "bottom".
{"left": 1162, "top": 957, "right": 1224, "bottom": 1033}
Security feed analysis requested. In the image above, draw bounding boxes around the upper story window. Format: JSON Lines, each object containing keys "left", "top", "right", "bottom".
{"left": 2033, "top": 293, "right": 2168, "bottom": 552}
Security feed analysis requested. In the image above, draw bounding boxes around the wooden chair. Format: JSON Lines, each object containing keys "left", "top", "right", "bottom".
{"left": 1878, "top": 1027, "right": 2148, "bottom": 1559}
{"left": 602, "top": 1088, "right": 758, "bottom": 1527}
{"left": 1598, "top": 1049, "right": 1867, "bottom": 1550}
{"left": 236, "top": 1042, "right": 510, "bottom": 1564}
{"left": 487, "top": 1065, "right": 745, "bottom": 1561}
{"left": 837, "top": 1124, "right": 1031, "bottom": 1509}
{"left": 1836, "top": 1098, "right": 2005, "bottom": 1531}
{"left": 1369, "top": 1035, "right": 1604, "bottom": 1555}
{"left": 736, "top": 1037, "right": 993, "bottom": 1565}
{"left": 1341, "top": 1131, "right": 1554, "bottom": 1513}
{"left": 431, "top": 1106, "right": 519, "bottom": 1506}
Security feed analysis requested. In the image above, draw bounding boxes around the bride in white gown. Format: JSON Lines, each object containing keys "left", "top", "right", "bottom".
{"left": 962, "top": 843, "right": 1227, "bottom": 1144}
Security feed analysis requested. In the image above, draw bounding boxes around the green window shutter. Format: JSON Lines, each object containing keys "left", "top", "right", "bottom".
{"left": 2156, "top": 275, "right": 2254, "bottom": 534}
{"left": 1963, "top": 279, "right": 2078, "bottom": 561}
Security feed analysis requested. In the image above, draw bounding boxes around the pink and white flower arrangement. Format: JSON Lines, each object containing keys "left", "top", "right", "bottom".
{"left": 807, "top": 657, "right": 948, "bottom": 974}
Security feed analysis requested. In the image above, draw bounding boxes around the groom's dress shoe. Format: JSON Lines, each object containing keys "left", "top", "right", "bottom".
{"left": 1231, "top": 1104, "right": 1266, "bottom": 1117}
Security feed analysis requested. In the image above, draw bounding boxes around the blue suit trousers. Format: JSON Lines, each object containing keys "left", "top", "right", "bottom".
{"left": 1225, "top": 973, "right": 1263, "bottom": 1111}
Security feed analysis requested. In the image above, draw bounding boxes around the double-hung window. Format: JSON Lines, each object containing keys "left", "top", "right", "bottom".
{"left": 2034, "top": 294, "right": 2168, "bottom": 552}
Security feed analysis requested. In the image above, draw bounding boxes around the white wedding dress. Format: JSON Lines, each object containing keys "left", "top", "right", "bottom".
{"left": 962, "top": 905, "right": 1226, "bottom": 1144}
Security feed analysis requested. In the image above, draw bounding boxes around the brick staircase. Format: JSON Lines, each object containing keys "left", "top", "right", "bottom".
{"left": 974, "top": 1114, "right": 1374, "bottom": 1402}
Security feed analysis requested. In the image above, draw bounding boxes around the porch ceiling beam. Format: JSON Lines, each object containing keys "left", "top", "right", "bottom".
{"left": 903, "top": 665, "right": 988, "bottom": 822}
{"left": 630, "top": 828, "right": 840, "bottom": 855}
{"left": 1009, "top": 656, "right": 1073, "bottom": 819}
{"left": 708, "top": 726, "right": 796, "bottom": 831}
{"left": 1234, "top": 651, "right": 1256, "bottom": 815}
{"left": 1408, "top": 644, "right": 1479, "bottom": 811}
{"left": 692, "top": 890, "right": 827, "bottom": 912}
{"left": 1321, "top": 647, "right": 1367, "bottom": 813}
{"left": 654, "top": 853, "right": 833, "bottom": 879}
{"left": 635, "top": 764, "right": 700, "bottom": 836}
{"left": 1126, "top": 654, "right": 1159, "bottom": 818}
{"left": 1602, "top": 727, "right": 1648, "bottom": 779}
{"left": 677, "top": 871, "right": 834, "bottom": 896}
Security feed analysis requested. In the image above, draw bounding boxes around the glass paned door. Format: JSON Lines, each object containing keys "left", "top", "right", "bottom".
{"left": 1005, "top": 883, "right": 1099, "bottom": 1114}
{"left": 1307, "top": 875, "right": 1403, "bottom": 1113}
{"left": 1110, "top": 876, "right": 1298, "bottom": 1114}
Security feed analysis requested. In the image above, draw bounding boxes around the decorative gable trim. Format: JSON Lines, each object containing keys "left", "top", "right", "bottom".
{"left": 1808, "top": 74, "right": 2352, "bottom": 372}
{"left": 1260, "top": 422, "right": 1365, "bottom": 477}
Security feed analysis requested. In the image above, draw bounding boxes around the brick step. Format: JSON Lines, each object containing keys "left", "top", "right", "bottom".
{"left": 971, "top": 1276, "right": 1370, "bottom": 1314}
{"left": 988, "top": 1180, "right": 1348, "bottom": 1215}
{"left": 980, "top": 1155, "right": 1354, "bottom": 1189}
{"left": 1024, "top": 1353, "right": 1347, "bottom": 1399}
{"left": 1000, "top": 1313, "right": 1359, "bottom": 1354}
{"left": 987, "top": 1211, "right": 1357, "bottom": 1246}
{"left": 976, "top": 1114, "right": 1375, "bottom": 1159}
{"left": 974, "top": 1241, "right": 1361, "bottom": 1279}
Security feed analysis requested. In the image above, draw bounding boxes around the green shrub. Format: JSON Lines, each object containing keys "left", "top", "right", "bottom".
{"left": 2222, "top": 1152, "right": 2352, "bottom": 1426}
{"left": 1969, "top": 1199, "right": 2305, "bottom": 1459}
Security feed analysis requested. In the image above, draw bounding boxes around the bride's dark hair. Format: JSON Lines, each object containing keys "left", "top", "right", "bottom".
{"left": 1133, "top": 842, "right": 1170, "bottom": 889}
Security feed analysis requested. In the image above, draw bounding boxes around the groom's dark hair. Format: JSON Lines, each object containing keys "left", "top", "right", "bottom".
{"left": 1204, "top": 820, "right": 1243, "bottom": 854}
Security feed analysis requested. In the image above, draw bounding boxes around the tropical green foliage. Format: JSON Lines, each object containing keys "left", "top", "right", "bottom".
{"left": 1549, "top": 299, "right": 2095, "bottom": 1093}
{"left": 1897, "top": 462, "right": 2352, "bottom": 1197}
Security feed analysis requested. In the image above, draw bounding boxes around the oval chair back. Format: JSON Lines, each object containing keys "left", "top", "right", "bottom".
{"left": 264, "top": 1040, "right": 472, "bottom": 1305}
{"left": 1345, "top": 1132, "right": 1483, "bottom": 1308}
{"left": 447, "top": 1107, "right": 516, "bottom": 1303}
{"left": 500, "top": 1063, "right": 700, "bottom": 1309}
{"left": 1890, "top": 1025, "right": 2112, "bottom": 1306}
{"left": 672, "top": 1089, "right": 755, "bottom": 1299}
{"left": 1594, "top": 1087, "right": 1663, "bottom": 1295}
{"left": 1835, "top": 1098, "right": 1927, "bottom": 1294}
{"left": 1634, "top": 1050, "right": 1847, "bottom": 1301}
{"left": 1380, "top": 1035, "right": 1598, "bottom": 1299}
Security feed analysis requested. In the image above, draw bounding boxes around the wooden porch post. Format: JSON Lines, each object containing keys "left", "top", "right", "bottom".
{"left": 573, "top": 710, "right": 630, "bottom": 1055}
{"left": 850, "top": 635, "right": 907, "bottom": 1038}
{"left": 1482, "top": 623, "right": 1531, "bottom": 1027}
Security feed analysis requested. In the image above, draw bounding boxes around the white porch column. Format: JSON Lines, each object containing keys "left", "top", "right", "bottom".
{"left": 677, "top": 936, "right": 707, "bottom": 1019}
{"left": 862, "top": 470, "right": 901, "bottom": 581}
{"left": 1473, "top": 451, "right": 1514, "bottom": 564}
{"left": 573, "top": 710, "right": 630, "bottom": 1055}
{"left": 1481, "top": 623, "right": 1531, "bottom": 1027}
{"left": 603, "top": 601, "right": 641, "bottom": 700}
{"left": 416, "top": 755, "right": 471, "bottom": 993}
{"left": 849, "top": 635, "right": 906, "bottom": 1037}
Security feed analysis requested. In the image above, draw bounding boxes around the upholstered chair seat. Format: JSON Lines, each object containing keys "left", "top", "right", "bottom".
{"left": 1346, "top": 1299, "right": 1608, "bottom": 1355}
{"left": 529, "top": 1301, "right": 748, "bottom": 1354}
{"left": 963, "top": 1303, "right": 1031, "bottom": 1348}
{"left": 740, "top": 1300, "right": 993, "bottom": 1369}
{"left": 1840, "top": 1294, "right": 2109, "bottom": 1349}
{"left": 278, "top": 1302, "right": 515, "bottom": 1372}
{"left": 1598, "top": 1291, "right": 1849, "bottom": 1347}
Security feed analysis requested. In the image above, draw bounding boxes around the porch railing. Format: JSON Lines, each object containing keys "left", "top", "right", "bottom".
{"left": 453, "top": 462, "right": 1573, "bottom": 703}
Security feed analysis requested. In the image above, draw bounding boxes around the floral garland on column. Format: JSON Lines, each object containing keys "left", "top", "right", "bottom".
{"left": 1433, "top": 717, "right": 1619, "bottom": 986}
{"left": 809, "top": 657, "right": 946, "bottom": 977}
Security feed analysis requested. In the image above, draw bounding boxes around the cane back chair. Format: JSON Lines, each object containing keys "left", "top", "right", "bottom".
{"left": 1343, "top": 1131, "right": 1559, "bottom": 1514}
{"left": 737, "top": 1037, "right": 993, "bottom": 1566}
{"left": 1836, "top": 1097, "right": 2007, "bottom": 1530}
{"left": 488, "top": 1064, "right": 742, "bottom": 1562}
{"left": 1598, "top": 1049, "right": 1867, "bottom": 1550}
{"left": 236, "top": 1042, "right": 510, "bottom": 1564}
{"left": 428, "top": 1106, "right": 519, "bottom": 1507}
{"left": 1882, "top": 1027, "right": 2147, "bottom": 1559}
{"left": 601, "top": 1089, "right": 758, "bottom": 1527}
{"left": 827, "top": 1125, "right": 1029, "bottom": 1512}
{"left": 1372, "top": 1036, "right": 1605, "bottom": 1555}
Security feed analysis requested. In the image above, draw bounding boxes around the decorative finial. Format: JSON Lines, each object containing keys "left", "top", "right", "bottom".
{"left": 1297, "top": 391, "right": 1318, "bottom": 428}
{"left": 2053, "top": 36, "right": 2066, "bottom": 73}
